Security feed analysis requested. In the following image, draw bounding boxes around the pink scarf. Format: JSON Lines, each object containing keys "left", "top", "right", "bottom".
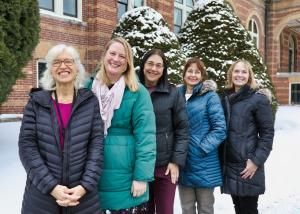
{"left": 92, "top": 75, "right": 125, "bottom": 136}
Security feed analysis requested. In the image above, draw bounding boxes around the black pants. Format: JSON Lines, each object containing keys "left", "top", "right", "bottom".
{"left": 231, "top": 195, "right": 259, "bottom": 214}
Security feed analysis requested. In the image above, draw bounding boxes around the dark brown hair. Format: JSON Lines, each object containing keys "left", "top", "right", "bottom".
{"left": 183, "top": 58, "right": 208, "bottom": 83}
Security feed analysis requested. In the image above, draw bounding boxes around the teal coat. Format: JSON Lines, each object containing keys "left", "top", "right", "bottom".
{"left": 88, "top": 80, "right": 156, "bottom": 210}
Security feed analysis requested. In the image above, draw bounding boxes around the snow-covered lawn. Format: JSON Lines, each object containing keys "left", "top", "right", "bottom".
{"left": 1, "top": 106, "right": 300, "bottom": 213}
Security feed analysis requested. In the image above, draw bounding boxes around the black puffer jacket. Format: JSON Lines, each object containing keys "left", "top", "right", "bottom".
{"left": 19, "top": 89, "right": 104, "bottom": 214}
{"left": 139, "top": 70, "right": 189, "bottom": 168}
{"left": 220, "top": 85, "right": 274, "bottom": 196}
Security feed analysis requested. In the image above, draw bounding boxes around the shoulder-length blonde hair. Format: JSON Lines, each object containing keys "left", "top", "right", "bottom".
{"left": 96, "top": 37, "right": 138, "bottom": 92}
{"left": 40, "top": 44, "right": 86, "bottom": 90}
{"left": 226, "top": 59, "right": 257, "bottom": 89}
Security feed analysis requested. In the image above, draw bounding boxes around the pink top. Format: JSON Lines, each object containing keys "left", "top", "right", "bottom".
{"left": 52, "top": 99, "right": 72, "bottom": 150}
{"left": 146, "top": 86, "right": 156, "bottom": 94}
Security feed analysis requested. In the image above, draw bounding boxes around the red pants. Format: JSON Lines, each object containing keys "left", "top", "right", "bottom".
{"left": 148, "top": 166, "right": 177, "bottom": 214}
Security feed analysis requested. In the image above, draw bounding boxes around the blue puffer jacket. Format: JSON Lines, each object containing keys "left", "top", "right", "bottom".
{"left": 178, "top": 81, "right": 226, "bottom": 188}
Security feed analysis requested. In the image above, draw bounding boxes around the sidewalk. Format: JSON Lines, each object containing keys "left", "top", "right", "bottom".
{"left": 0, "top": 114, "right": 22, "bottom": 123}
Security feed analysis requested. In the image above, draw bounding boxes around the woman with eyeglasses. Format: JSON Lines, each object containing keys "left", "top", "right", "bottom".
{"left": 138, "top": 49, "right": 189, "bottom": 214}
{"left": 178, "top": 58, "right": 226, "bottom": 214}
{"left": 18, "top": 44, "right": 104, "bottom": 213}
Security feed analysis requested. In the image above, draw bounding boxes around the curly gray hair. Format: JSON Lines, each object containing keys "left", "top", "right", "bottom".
{"left": 40, "top": 44, "right": 87, "bottom": 90}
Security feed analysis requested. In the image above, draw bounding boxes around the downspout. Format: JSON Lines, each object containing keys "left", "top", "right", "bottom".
{"left": 264, "top": 0, "right": 271, "bottom": 61}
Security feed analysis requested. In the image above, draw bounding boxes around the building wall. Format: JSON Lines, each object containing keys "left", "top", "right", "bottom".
{"left": 280, "top": 27, "right": 300, "bottom": 73}
{"left": 227, "top": 0, "right": 265, "bottom": 57}
{"left": 0, "top": 1, "right": 117, "bottom": 113}
{"left": 266, "top": 0, "right": 300, "bottom": 104}
{"left": 2, "top": 0, "right": 300, "bottom": 113}
{"left": 147, "top": 0, "right": 173, "bottom": 28}
{"left": 0, "top": 0, "right": 175, "bottom": 114}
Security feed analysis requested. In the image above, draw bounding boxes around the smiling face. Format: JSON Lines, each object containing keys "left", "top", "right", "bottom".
{"left": 103, "top": 41, "right": 127, "bottom": 83}
{"left": 51, "top": 51, "right": 77, "bottom": 86}
{"left": 143, "top": 54, "right": 164, "bottom": 87}
{"left": 184, "top": 63, "right": 202, "bottom": 89}
{"left": 232, "top": 61, "right": 250, "bottom": 92}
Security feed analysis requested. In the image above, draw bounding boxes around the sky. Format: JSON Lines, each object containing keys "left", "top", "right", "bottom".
{"left": 0, "top": 105, "right": 300, "bottom": 213}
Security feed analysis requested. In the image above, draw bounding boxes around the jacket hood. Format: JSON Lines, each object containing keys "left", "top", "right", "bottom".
{"left": 256, "top": 88, "right": 272, "bottom": 103}
{"left": 224, "top": 85, "right": 273, "bottom": 104}
{"left": 199, "top": 79, "right": 217, "bottom": 95}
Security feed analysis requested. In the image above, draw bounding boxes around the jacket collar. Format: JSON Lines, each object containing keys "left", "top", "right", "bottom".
{"left": 153, "top": 79, "right": 169, "bottom": 93}
{"left": 179, "top": 83, "right": 202, "bottom": 96}
{"left": 224, "top": 85, "right": 255, "bottom": 104}
{"left": 29, "top": 88, "right": 94, "bottom": 109}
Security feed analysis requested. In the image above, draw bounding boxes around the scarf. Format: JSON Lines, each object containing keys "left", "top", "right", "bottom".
{"left": 92, "top": 75, "right": 126, "bottom": 136}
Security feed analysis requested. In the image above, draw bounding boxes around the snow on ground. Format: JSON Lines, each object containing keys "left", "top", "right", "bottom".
{"left": 0, "top": 114, "right": 22, "bottom": 119}
{"left": 0, "top": 106, "right": 300, "bottom": 213}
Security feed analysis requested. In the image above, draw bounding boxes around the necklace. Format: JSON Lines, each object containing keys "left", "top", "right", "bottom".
{"left": 53, "top": 89, "right": 76, "bottom": 141}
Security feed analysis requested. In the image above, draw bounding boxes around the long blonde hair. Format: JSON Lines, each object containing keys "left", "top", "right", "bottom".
{"left": 96, "top": 37, "right": 138, "bottom": 92}
{"left": 226, "top": 59, "right": 257, "bottom": 89}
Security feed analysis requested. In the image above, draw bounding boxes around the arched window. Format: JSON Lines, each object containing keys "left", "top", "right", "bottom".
{"left": 248, "top": 18, "right": 259, "bottom": 48}
{"left": 288, "top": 36, "right": 296, "bottom": 72}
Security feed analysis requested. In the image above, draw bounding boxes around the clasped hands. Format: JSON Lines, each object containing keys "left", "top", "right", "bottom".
{"left": 51, "top": 185, "right": 86, "bottom": 207}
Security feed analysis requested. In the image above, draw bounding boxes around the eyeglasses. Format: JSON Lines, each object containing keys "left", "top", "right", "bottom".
{"left": 53, "top": 58, "right": 74, "bottom": 67}
{"left": 145, "top": 61, "right": 164, "bottom": 69}
{"left": 186, "top": 69, "right": 201, "bottom": 75}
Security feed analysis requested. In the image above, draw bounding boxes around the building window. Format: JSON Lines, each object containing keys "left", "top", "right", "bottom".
{"left": 118, "top": 0, "right": 128, "bottom": 20}
{"left": 118, "top": 0, "right": 145, "bottom": 20}
{"left": 39, "top": 0, "right": 54, "bottom": 11}
{"left": 174, "top": 0, "right": 194, "bottom": 34}
{"left": 248, "top": 18, "right": 259, "bottom": 48}
{"left": 289, "top": 36, "right": 296, "bottom": 73}
{"left": 38, "top": 0, "right": 82, "bottom": 20}
{"left": 133, "top": 0, "right": 144, "bottom": 7}
{"left": 63, "top": 0, "right": 77, "bottom": 17}
{"left": 37, "top": 61, "right": 47, "bottom": 87}
{"left": 291, "top": 83, "right": 300, "bottom": 104}
{"left": 174, "top": 8, "right": 182, "bottom": 34}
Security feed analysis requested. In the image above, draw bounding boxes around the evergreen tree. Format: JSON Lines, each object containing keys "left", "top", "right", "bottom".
{"left": 179, "top": 0, "right": 274, "bottom": 94}
{"left": 113, "top": 6, "right": 184, "bottom": 83}
{"left": 0, "top": 0, "right": 40, "bottom": 104}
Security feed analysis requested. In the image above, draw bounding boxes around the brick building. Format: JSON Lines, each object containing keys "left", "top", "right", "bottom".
{"left": 1, "top": 0, "right": 300, "bottom": 114}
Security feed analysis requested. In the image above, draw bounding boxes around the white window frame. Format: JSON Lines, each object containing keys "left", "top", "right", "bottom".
{"left": 288, "top": 36, "right": 295, "bottom": 73}
{"left": 289, "top": 83, "right": 300, "bottom": 105}
{"left": 39, "top": 0, "right": 82, "bottom": 22}
{"left": 248, "top": 18, "right": 259, "bottom": 48}
{"left": 174, "top": 0, "right": 194, "bottom": 34}
{"left": 128, "top": 0, "right": 146, "bottom": 10}
{"left": 36, "top": 60, "right": 47, "bottom": 88}
{"left": 118, "top": 0, "right": 146, "bottom": 20}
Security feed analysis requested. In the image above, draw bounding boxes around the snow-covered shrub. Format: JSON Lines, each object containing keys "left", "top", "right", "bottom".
{"left": 179, "top": 0, "right": 274, "bottom": 93}
{"left": 113, "top": 6, "right": 184, "bottom": 83}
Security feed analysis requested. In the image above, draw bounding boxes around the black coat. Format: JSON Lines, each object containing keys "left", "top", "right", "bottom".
{"left": 19, "top": 89, "right": 104, "bottom": 214}
{"left": 138, "top": 69, "right": 189, "bottom": 168}
{"left": 221, "top": 85, "right": 274, "bottom": 196}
